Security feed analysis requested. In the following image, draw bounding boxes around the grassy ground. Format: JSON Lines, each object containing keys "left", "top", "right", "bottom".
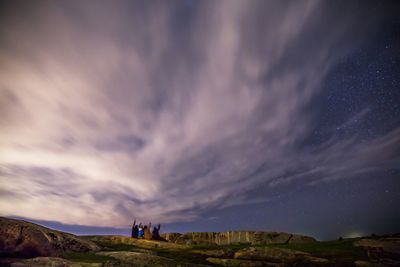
{"left": 66, "top": 238, "right": 217, "bottom": 266}
{"left": 64, "top": 251, "right": 115, "bottom": 263}
{"left": 64, "top": 237, "right": 369, "bottom": 266}
{"left": 152, "top": 248, "right": 214, "bottom": 266}
{"left": 189, "top": 238, "right": 369, "bottom": 266}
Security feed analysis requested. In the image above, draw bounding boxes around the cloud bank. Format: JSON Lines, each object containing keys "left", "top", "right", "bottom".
{"left": 0, "top": 0, "right": 398, "bottom": 227}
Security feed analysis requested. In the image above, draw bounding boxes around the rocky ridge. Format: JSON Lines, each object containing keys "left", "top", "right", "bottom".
{"left": 161, "top": 231, "right": 316, "bottom": 245}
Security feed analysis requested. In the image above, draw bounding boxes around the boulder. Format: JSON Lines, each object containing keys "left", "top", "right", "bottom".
{"left": 0, "top": 217, "right": 100, "bottom": 258}
{"left": 160, "top": 233, "right": 182, "bottom": 243}
{"left": 163, "top": 231, "right": 316, "bottom": 245}
{"left": 97, "top": 251, "right": 211, "bottom": 267}
{"left": 88, "top": 235, "right": 190, "bottom": 250}
{"left": 206, "top": 257, "right": 282, "bottom": 267}
{"left": 234, "top": 247, "right": 329, "bottom": 266}
{"left": 288, "top": 234, "right": 317, "bottom": 244}
{"left": 234, "top": 247, "right": 309, "bottom": 263}
{"left": 302, "top": 255, "right": 330, "bottom": 265}
{"left": 190, "top": 249, "right": 226, "bottom": 257}
{"left": 252, "top": 232, "right": 316, "bottom": 245}
{"left": 354, "top": 260, "right": 387, "bottom": 267}
{"left": 98, "top": 251, "right": 176, "bottom": 266}
{"left": 9, "top": 257, "right": 102, "bottom": 267}
{"left": 355, "top": 237, "right": 400, "bottom": 265}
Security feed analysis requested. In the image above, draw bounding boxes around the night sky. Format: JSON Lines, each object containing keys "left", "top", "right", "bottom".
{"left": 0, "top": 0, "right": 399, "bottom": 240}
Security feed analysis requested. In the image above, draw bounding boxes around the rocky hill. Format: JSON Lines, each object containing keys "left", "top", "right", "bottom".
{"left": 1, "top": 217, "right": 399, "bottom": 266}
{"left": 0, "top": 217, "right": 99, "bottom": 258}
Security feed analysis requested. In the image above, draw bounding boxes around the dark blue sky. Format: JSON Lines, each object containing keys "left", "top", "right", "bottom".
{"left": 1, "top": 0, "right": 400, "bottom": 240}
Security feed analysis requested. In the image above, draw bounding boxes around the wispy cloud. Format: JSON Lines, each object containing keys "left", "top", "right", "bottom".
{"left": 0, "top": 0, "right": 398, "bottom": 227}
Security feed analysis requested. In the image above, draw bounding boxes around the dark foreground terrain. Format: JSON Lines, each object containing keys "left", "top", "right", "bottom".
{"left": 1, "top": 217, "right": 399, "bottom": 266}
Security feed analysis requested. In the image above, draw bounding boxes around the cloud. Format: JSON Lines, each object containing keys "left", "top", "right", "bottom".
{"left": 0, "top": 0, "right": 398, "bottom": 227}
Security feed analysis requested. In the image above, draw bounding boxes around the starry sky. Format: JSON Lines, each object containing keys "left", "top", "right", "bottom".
{"left": 0, "top": 0, "right": 399, "bottom": 240}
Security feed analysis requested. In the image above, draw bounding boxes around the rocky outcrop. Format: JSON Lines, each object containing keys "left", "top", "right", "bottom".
{"left": 190, "top": 249, "right": 226, "bottom": 257}
{"left": 162, "top": 231, "right": 316, "bottom": 245}
{"left": 97, "top": 251, "right": 177, "bottom": 267}
{"left": 160, "top": 232, "right": 182, "bottom": 243}
{"left": 10, "top": 257, "right": 103, "bottom": 267}
{"left": 354, "top": 260, "right": 387, "bottom": 267}
{"left": 88, "top": 235, "right": 190, "bottom": 250}
{"left": 0, "top": 217, "right": 100, "bottom": 258}
{"left": 234, "top": 247, "right": 328, "bottom": 265}
{"left": 234, "top": 247, "right": 308, "bottom": 262}
{"left": 253, "top": 232, "right": 315, "bottom": 245}
{"left": 355, "top": 237, "right": 400, "bottom": 266}
{"left": 97, "top": 251, "right": 209, "bottom": 267}
{"left": 206, "top": 257, "right": 281, "bottom": 266}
